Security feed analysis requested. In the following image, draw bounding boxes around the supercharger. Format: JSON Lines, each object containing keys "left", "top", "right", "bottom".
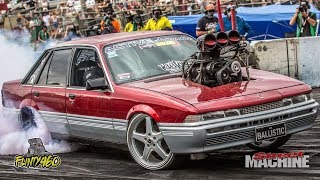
{"left": 182, "top": 30, "right": 250, "bottom": 87}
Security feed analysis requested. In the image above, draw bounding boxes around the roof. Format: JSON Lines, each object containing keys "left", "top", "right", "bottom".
{"left": 58, "top": 31, "right": 186, "bottom": 49}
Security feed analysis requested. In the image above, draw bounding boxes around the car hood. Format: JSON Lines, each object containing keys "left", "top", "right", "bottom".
{"left": 124, "top": 69, "right": 308, "bottom": 113}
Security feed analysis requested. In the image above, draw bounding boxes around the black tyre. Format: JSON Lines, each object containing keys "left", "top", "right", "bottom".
{"left": 19, "top": 107, "right": 37, "bottom": 130}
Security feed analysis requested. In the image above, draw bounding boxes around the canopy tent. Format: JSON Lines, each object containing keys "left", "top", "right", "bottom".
{"left": 168, "top": 4, "right": 320, "bottom": 40}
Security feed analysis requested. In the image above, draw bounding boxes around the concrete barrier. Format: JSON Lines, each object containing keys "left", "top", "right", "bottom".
{"left": 250, "top": 36, "right": 320, "bottom": 87}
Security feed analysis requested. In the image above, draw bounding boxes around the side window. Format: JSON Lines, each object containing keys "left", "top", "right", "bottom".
{"left": 37, "top": 58, "right": 50, "bottom": 85}
{"left": 70, "top": 48, "right": 104, "bottom": 87}
{"left": 37, "top": 49, "right": 73, "bottom": 86}
{"left": 24, "top": 51, "right": 50, "bottom": 85}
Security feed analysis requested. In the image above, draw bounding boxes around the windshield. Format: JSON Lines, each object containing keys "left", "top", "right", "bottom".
{"left": 104, "top": 35, "right": 198, "bottom": 84}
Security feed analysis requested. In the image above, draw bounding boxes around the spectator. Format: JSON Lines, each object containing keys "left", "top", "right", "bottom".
{"left": 289, "top": 0, "right": 317, "bottom": 37}
{"left": 57, "top": 1, "right": 68, "bottom": 16}
{"left": 38, "top": 25, "right": 50, "bottom": 42}
{"left": 41, "top": 0, "right": 48, "bottom": 11}
{"left": 187, "top": 0, "right": 195, "bottom": 15}
{"left": 196, "top": 3, "right": 218, "bottom": 37}
{"left": 64, "top": 24, "right": 80, "bottom": 41}
{"left": 50, "top": 11, "right": 59, "bottom": 39}
{"left": 99, "top": 0, "right": 114, "bottom": 13}
{"left": 42, "top": 12, "right": 50, "bottom": 27}
{"left": 100, "top": 14, "right": 117, "bottom": 34}
{"left": 216, "top": 5, "right": 252, "bottom": 37}
{"left": 124, "top": 12, "right": 144, "bottom": 32}
{"left": 106, "top": 10, "right": 121, "bottom": 32}
{"left": 26, "top": 0, "right": 37, "bottom": 10}
{"left": 144, "top": 6, "right": 172, "bottom": 31}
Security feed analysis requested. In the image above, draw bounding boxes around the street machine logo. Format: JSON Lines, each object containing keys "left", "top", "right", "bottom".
{"left": 14, "top": 138, "right": 61, "bottom": 168}
{"left": 245, "top": 151, "right": 310, "bottom": 168}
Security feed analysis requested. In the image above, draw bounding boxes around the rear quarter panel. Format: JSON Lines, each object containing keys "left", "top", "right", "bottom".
{"left": 2, "top": 80, "right": 32, "bottom": 109}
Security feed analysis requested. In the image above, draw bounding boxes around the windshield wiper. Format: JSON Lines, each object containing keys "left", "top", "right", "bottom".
{"left": 144, "top": 72, "right": 182, "bottom": 83}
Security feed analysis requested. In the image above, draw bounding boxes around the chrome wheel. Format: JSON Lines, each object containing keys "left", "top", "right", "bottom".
{"left": 127, "top": 114, "right": 175, "bottom": 170}
{"left": 247, "top": 135, "right": 292, "bottom": 151}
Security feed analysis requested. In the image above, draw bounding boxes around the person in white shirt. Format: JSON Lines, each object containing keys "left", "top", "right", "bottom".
{"left": 42, "top": 12, "right": 51, "bottom": 27}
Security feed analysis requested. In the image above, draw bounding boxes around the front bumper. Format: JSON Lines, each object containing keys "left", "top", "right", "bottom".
{"left": 158, "top": 100, "right": 318, "bottom": 154}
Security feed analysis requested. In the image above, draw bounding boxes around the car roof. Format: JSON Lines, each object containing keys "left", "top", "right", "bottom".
{"left": 57, "top": 31, "right": 187, "bottom": 49}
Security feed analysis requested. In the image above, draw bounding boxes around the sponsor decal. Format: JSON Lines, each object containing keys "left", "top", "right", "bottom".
{"left": 14, "top": 138, "right": 61, "bottom": 169}
{"left": 155, "top": 41, "right": 177, "bottom": 47}
{"left": 117, "top": 73, "right": 131, "bottom": 80}
{"left": 245, "top": 151, "right": 310, "bottom": 168}
{"left": 158, "top": 60, "right": 183, "bottom": 72}
{"left": 105, "top": 36, "right": 193, "bottom": 53}
{"left": 107, "top": 51, "right": 118, "bottom": 58}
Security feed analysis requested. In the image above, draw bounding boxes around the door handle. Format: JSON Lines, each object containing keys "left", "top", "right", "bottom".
{"left": 69, "top": 94, "right": 76, "bottom": 100}
{"left": 33, "top": 91, "right": 39, "bottom": 97}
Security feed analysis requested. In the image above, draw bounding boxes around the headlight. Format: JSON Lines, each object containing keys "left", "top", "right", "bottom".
{"left": 283, "top": 93, "right": 310, "bottom": 106}
{"left": 282, "top": 98, "right": 293, "bottom": 106}
{"left": 184, "top": 115, "right": 203, "bottom": 123}
{"left": 203, "top": 111, "right": 225, "bottom": 120}
{"left": 184, "top": 109, "right": 241, "bottom": 123}
{"left": 292, "top": 94, "right": 308, "bottom": 104}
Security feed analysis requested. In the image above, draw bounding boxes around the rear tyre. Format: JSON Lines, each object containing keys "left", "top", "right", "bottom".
{"left": 246, "top": 135, "right": 292, "bottom": 151}
{"left": 19, "top": 107, "right": 37, "bottom": 130}
{"left": 127, "top": 113, "right": 176, "bottom": 170}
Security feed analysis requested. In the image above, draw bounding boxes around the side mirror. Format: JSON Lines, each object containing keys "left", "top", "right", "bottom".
{"left": 86, "top": 77, "right": 109, "bottom": 91}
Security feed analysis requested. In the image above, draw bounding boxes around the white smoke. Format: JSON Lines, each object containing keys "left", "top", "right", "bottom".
{"left": 0, "top": 30, "right": 78, "bottom": 155}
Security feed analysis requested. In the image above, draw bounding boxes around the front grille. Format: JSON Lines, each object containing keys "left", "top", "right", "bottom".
{"left": 242, "top": 101, "right": 283, "bottom": 114}
{"left": 206, "top": 130, "right": 255, "bottom": 146}
{"left": 205, "top": 114, "right": 316, "bottom": 146}
{"left": 286, "top": 116, "right": 316, "bottom": 130}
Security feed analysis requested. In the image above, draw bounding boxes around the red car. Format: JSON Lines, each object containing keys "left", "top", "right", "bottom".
{"left": 2, "top": 31, "right": 318, "bottom": 170}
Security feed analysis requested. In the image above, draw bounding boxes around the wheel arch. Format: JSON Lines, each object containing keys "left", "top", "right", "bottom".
{"left": 19, "top": 99, "right": 39, "bottom": 110}
{"left": 126, "top": 104, "right": 160, "bottom": 123}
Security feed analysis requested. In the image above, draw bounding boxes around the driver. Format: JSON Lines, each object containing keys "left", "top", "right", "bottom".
{"left": 83, "top": 60, "right": 104, "bottom": 86}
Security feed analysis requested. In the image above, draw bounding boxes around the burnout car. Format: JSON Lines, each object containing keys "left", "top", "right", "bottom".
{"left": 1, "top": 31, "right": 318, "bottom": 170}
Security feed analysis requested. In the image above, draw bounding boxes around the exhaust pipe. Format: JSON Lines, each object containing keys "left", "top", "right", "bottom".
{"left": 228, "top": 30, "right": 240, "bottom": 45}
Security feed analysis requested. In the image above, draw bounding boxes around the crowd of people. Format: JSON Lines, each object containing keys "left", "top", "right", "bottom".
{"left": 0, "top": 0, "right": 318, "bottom": 44}
{"left": 0, "top": 0, "right": 216, "bottom": 43}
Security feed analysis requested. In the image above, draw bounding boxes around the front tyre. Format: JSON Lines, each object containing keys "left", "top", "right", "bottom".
{"left": 127, "top": 113, "right": 176, "bottom": 170}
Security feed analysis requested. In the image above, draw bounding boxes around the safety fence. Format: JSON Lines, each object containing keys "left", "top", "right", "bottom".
{"left": 249, "top": 36, "right": 320, "bottom": 87}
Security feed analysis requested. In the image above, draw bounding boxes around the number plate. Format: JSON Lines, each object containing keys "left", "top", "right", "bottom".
{"left": 255, "top": 123, "right": 286, "bottom": 141}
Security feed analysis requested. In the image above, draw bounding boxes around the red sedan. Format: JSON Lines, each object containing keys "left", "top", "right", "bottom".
{"left": 2, "top": 31, "right": 318, "bottom": 170}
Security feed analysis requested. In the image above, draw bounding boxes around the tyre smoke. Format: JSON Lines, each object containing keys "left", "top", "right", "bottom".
{"left": 0, "top": 30, "right": 79, "bottom": 155}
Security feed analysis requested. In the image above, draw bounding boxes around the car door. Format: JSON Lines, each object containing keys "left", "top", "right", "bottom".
{"left": 31, "top": 48, "right": 73, "bottom": 137}
{"left": 66, "top": 47, "right": 116, "bottom": 142}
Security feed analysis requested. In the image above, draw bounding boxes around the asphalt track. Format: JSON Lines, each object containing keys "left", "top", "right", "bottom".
{"left": 1, "top": 90, "right": 320, "bottom": 180}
